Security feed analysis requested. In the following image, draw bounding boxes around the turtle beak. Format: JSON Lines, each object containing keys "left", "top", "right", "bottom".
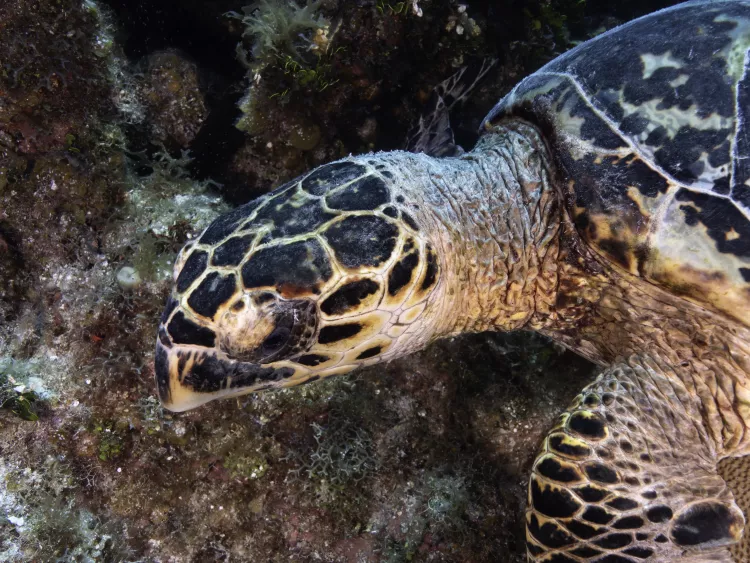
{"left": 154, "top": 339, "right": 219, "bottom": 412}
{"left": 154, "top": 339, "right": 174, "bottom": 407}
{"left": 154, "top": 336, "right": 299, "bottom": 412}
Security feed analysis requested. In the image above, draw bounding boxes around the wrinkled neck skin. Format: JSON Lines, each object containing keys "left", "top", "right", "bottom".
{"left": 384, "top": 118, "right": 750, "bottom": 458}
{"left": 380, "top": 119, "right": 562, "bottom": 341}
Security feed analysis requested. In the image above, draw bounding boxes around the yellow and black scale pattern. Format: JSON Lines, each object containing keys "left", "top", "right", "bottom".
{"left": 484, "top": 0, "right": 750, "bottom": 330}
{"left": 526, "top": 358, "right": 743, "bottom": 562}
{"left": 156, "top": 159, "right": 440, "bottom": 409}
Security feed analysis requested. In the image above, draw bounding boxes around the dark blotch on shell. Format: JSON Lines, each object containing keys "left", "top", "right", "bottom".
{"left": 677, "top": 188, "right": 750, "bottom": 258}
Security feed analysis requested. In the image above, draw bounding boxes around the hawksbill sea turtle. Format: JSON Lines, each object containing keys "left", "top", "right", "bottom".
{"left": 155, "top": 1, "right": 750, "bottom": 560}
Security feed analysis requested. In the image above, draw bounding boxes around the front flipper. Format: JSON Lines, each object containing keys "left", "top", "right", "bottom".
{"left": 526, "top": 356, "right": 745, "bottom": 562}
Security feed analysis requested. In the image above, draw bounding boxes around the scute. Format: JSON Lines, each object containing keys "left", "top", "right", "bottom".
{"left": 484, "top": 0, "right": 750, "bottom": 327}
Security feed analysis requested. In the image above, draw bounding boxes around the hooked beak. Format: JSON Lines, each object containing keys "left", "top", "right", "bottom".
{"left": 154, "top": 338, "right": 296, "bottom": 412}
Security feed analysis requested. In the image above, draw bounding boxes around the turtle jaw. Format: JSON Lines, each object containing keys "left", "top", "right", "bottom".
{"left": 154, "top": 338, "right": 297, "bottom": 412}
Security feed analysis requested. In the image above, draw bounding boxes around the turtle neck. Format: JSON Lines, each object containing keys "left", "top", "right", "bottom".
{"left": 361, "top": 118, "right": 563, "bottom": 338}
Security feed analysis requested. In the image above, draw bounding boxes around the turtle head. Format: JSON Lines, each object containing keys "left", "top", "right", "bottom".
{"left": 155, "top": 159, "right": 444, "bottom": 412}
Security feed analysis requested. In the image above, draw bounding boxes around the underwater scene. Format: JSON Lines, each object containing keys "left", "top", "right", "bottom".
{"left": 4, "top": 0, "right": 747, "bottom": 561}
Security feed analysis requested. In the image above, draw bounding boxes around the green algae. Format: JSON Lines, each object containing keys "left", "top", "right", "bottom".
{"left": 228, "top": 0, "right": 329, "bottom": 71}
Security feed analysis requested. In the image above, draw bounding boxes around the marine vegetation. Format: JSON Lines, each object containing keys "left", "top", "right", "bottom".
{"left": 227, "top": 0, "right": 330, "bottom": 71}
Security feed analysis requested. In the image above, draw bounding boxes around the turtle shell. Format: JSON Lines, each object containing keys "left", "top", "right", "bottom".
{"left": 483, "top": 0, "right": 750, "bottom": 327}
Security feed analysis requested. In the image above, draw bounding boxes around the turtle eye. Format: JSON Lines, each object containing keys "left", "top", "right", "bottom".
{"left": 261, "top": 326, "right": 291, "bottom": 357}
{"left": 254, "top": 292, "right": 276, "bottom": 306}
{"left": 217, "top": 295, "right": 318, "bottom": 364}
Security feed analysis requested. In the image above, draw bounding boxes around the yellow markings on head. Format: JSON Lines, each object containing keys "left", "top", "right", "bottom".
{"left": 397, "top": 302, "right": 426, "bottom": 324}
{"left": 386, "top": 324, "right": 409, "bottom": 338}
{"left": 290, "top": 350, "right": 344, "bottom": 371}
{"left": 342, "top": 335, "right": 393, "bottom": 364}
{"left": 176, "top": 351, "right": 198, "bottom": 384}
{"left": 162, "top": 349, "right": 229, "bottom": 412}
{"left": 403, "top": 243, "right": 439, "bottom": 308}
{"left": 380, "top": 238, "right": 425, "bottom": 311}
{"left": 216, "top": 296, "right": 276, "bottom": 359}
{"left": 312, "top": 364, "right": 360, "bottom": 381}
{"left": 315, "top": 310, "right": 392, "bottom": 351}
{"left": 319, "top": 276, "right": 384, "bottom": 319}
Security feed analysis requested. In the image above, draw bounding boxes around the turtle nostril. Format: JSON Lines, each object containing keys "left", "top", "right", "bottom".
{"left": 231, "top": 300, "right": 245, "bottom": 312}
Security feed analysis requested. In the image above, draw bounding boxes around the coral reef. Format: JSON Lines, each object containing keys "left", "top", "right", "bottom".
{"left": 137, "top": 51, "right": 208, "bottom": 148}
{"left": 0, "top": 0, "right": 683, "bottom": 561}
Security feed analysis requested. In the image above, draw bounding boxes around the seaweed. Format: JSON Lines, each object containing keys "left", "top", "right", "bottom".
{"left": 227, "top": 0, "right": 330, "bottom": 70}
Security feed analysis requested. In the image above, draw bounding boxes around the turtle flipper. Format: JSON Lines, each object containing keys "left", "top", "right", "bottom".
{"left": 526, "top": 356, "right": 745, "bottom": 562}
